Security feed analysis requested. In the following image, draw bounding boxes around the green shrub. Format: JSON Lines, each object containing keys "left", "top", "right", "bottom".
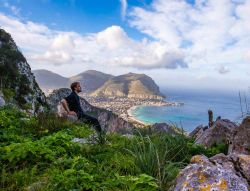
{"left": 1, "top": 166, "right": 40, "bottom": 191}
{"left": 126, "top": 132, "right": 187, "bottom": 189}
{"left": 2, "top": 88, "right": 15, "bottom": 102}
{"left": 187, "top": 141, "right": 228, "bottom": 158}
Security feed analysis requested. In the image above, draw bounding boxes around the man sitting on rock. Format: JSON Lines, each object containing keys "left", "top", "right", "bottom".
{"left": 61, "top": 82, "right": 102, "bottom": 132}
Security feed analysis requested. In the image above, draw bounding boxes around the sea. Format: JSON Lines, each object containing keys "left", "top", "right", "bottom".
{"left": 130, "top": 88, "right": 249, "bottom": 132}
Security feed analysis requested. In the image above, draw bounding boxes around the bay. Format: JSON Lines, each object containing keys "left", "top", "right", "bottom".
{"left": 130, "top": 89, "right": 248, "bottom": 132}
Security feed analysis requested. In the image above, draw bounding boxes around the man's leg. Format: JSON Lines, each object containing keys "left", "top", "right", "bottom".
{"left": 78, "top": 112, "right": 102, "bottom": 132}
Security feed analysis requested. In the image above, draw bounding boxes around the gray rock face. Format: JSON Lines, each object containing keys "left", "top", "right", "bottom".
{"left": 150, "top": 123, "right": 182, "bottom": 135}
{"left": 0, "top": 91, "right": 5, "bottom": 107}
{"left": 172, "top": 154, "right": 250, "bottom": 191}
{"left": 176, "top": 116, "right": 250, "bottom": 191}
{"left": 189, "top": 125, "right": 208, "bottom": 139}
{"left": 47, "top": 88, "right": 72, "bottom": 112}
{"left": 47, "top": 88, "right": 135, "bottom": 133}
{"left": 228, "top": 116, "right": 250, "bottom": 155}
{"left": 193, "top": 118, "right": 238, "bottom": 147}
{"left": 0, "top": 29, "right": 46, "bottom": 113}
{"left": 16, "top": 61, "right": 47, "bottom": 113}
{"left": 98, "top": 111, "right": 134, "bottom": 134}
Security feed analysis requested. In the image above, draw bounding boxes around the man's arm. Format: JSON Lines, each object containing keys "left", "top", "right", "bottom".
{"left": 61, "top": 99, "right": 76, "bottom": 116}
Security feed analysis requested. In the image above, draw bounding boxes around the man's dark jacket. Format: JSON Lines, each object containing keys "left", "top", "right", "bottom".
{"left": 65, "top": 91, "right": 83, "bottom": 118}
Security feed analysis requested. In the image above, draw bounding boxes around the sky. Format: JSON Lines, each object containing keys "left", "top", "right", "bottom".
{"left": 0, "top": 0, "right": 250, "bottom": 92}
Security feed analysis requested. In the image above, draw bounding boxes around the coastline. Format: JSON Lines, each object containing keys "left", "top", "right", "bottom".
{"left": 126, "top": 101, "right": 184, "bottom": 126}
{"left": 127, "top": 106, "right": 151, "bottom": 126}
{"left": 83, "top": 93, "right": 184, "bottom": 127}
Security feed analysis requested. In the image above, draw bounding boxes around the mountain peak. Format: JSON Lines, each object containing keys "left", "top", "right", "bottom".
{"left": 91, "top": 72, "right": 165, "bottom": 99}
{"left": 32, "top": 69, "right": 165, "bottom": 100}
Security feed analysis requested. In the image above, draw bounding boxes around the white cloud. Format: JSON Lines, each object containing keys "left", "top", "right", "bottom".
{"left": 1, "top": 0, "right": 250, "bottom": 90}
{"left": 51, "top": 33, "right": 75, "bottom": 50}
{"left": 129, "top": 0, "right": 250, "bottom": 71}
{"left": 30, "top": 51, "right": 73, "bottom": 65}
{"left": 116, "top": 49, "right": 187, "bottom": 69}
{"left": 120, "top": 0, "right": 127, "bottom": 20}
{"left": 244, "top": 50, "right": 250, "bottom": 62}
{"left": 0, "top": 13, "right": 185, "bottom": 71}
{"left": 96, "top": 25, "right": 130, "bottom": 50}
{"left": 218, "top": 66, "right": 230, "bottom": 74}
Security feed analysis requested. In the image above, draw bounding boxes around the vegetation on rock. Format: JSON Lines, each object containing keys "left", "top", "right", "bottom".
{"left": 0, "top": 29, "right": 47, "bottom": 112}
{"left": 0, "top": 107, "right": 227, "bottom": 191}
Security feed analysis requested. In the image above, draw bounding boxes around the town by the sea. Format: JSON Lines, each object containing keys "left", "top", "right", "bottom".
{"left": 130, "top": 88, "right": 248, "bottom": 132}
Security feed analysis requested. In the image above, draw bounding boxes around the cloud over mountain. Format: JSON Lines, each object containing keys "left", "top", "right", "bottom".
{"left": 0, "top": 0, "right": 250, "bottom": 90}
{"left": 0, "top": 12, "right": 187, "bottom": 71}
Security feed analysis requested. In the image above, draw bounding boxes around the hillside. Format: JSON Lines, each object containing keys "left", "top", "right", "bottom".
{"left": 0, "top": 29, "right": 46, "bottom": 112}
{"left": 33, "top": 69, "right": 69, "bottom": 89}
{"left": 91, "top": 72, "right": 165, "bottom": 100}
{"left": 33, "top": 70, "right": 165, "bottom": 100}
{"left": 2, "top": 106, "right": 248, "bottom": 190}
{"left": 32, "top": 69, "right": 113, "bottom": 93}
{"left": 69, "top": 70, "right": 113, "bottom": 93}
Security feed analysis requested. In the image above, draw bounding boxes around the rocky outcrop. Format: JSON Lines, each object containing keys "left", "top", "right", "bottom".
{"left": 0, "top": 91, "right": 5, "bottom": 107}
{"left": 47, "top": 88, "right": 74, "bottom": 112}
{"left": 0, "top": 29, "right": 46, "bottom": 113}
{"left": 47, "top": 88, "right": 102, "bottom": 114}
{"left": 172, "top": 154, "right": 250, "bottom": 191}
{"left": 47, "top": 88, "right": 135, "bottom": 133}
{"left": 190, "top": 118, "right": 238, "bottom": 147}
{"left": 91, "top": 72, "right": 165, "bottom": 100}
{"left": 174, "top": 116, "right": 250, "bottom": 191}
{"left": 190, "top": 115, "right": 250, "bottom": 155}
{"left": 228, "top": 116, "right": 250, "bottom": 155}
{"left": 149, "top": 123, "right": 183, "bottom": 135}
{"left": 189, "top": 125, "right": 208, "bottom": 139}
{"left": 98, "top": 112, "right": 134, "bottom": 134}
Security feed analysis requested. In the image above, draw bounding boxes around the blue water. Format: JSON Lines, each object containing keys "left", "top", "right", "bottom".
{"left": 131, "top": 89, "right": 248, "bottom": 132}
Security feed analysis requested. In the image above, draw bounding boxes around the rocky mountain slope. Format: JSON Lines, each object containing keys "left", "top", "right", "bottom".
{"left": 33, "top": 70, "right": 165, "bottom": 100}
{"left": 91, "top": 72, "right": 165, "bottom": 100}
{"left": 69, "top": 70, "right": 113, "bottom": 93}
{"left": 33, "top": 69, "right": 69, "bottom": 90}
{"left": 0, "top": 29, "right": 46, "bottom": 113}
{"left": 32, "top": 69, "right": 113, "bottom": 94}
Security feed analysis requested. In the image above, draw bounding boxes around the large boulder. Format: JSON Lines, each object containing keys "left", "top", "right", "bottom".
{"left": 47, "top": 88, "right": 105, "bottom": 116}
{"left": 189, "top": 125, "right": 208, "bottom": 139}
{"left": 150, "top": 123, "right": 183, "bottom": 135}
{"left": 228, "top": 116, "right": 250, "bottom": 155}
{"left": 172, "top": 154, "right": 250, "bottom": 191}
{"left": 98, "top": 112, "right": 134, "bottom": 134}
{"left": 194, "top": 118, "right": 238, "bottom": 147}
{"left": 47, "top": 88, "right": 135, "bottom": 133}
